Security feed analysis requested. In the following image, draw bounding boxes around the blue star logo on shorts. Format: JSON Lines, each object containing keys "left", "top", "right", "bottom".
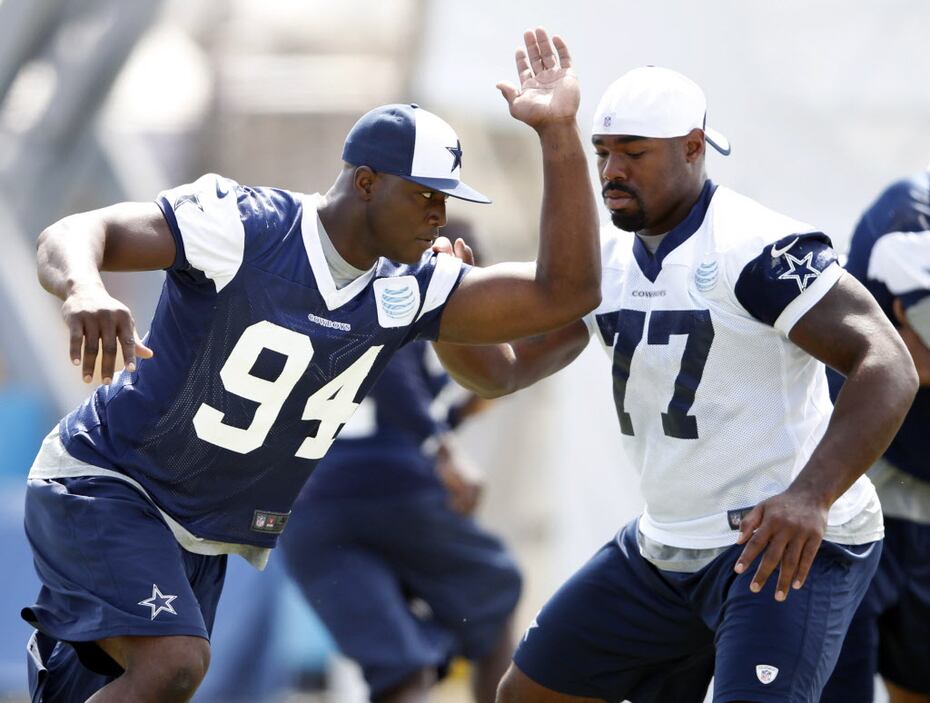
{"left": 138, "top": 584, "right": 178, "bottom": 620}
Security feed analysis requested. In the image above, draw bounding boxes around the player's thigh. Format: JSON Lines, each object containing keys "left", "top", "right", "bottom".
{"left": 514, "top": 521, "right": 713, "bottom": 702}
{"left": 821, "top": 535, "right": 898, "bottom": 703}
{"left": 713, "top": 539, "right": 881, "bottom": 703}
{"left": 818, "top": 604, "right": 881, "bottom": 703}
{"left": 22, "top": 476, "right": 217, "bottom": 676}
{"left": 377, "top": 493, "right": 522, "bottom": 658}
{"left": 877, "top": 518, "right": 930, "bottom": 695}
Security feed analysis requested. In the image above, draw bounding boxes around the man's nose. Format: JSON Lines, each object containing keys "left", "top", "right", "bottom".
{"left": 429, "top": 201, "right": 447, "bottom": 227}
{"left": 601, "top": 154, "right": 629, "bottom": 182}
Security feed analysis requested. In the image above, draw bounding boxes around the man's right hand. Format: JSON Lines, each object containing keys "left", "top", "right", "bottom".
{"left": 62, "top": 284, "right": 153, "bottom": 384}
{"left": 498, "top": 28, "right": 579, "bottom": 130}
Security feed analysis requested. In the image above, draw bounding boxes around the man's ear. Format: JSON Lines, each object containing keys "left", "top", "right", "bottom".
{"left": 684, "top": 128, "right": 706, "bottom": 163}
{"left": 893, "top": 298, "right": 909, "bottom": 327}
{"left": 354, "top": 166, "right": 377, "bottom": 199}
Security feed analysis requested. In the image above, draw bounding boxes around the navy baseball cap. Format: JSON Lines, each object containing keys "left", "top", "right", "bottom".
{"left": 342, "top": 103, "right": 491, "bottom": 204}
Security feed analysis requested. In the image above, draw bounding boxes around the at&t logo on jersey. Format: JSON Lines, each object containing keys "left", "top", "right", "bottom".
{"left": 694, "top": 259, "right": 719, "bottom": 292}
{"left": 373, "top": 277, "right": 420, "bottom": 327}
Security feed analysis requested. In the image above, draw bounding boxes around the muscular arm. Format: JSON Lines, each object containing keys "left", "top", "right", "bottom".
{"left": 434, "top": 319, "right": 590, "bottom": 398}
{"left": 436, "top": 30, "right": 600, "bottom": 344}
{"left": 36, "top": 201, "right": 176, "bottom": 382}
{"left": 735, "top": 273, "right": 918, "bottom": 599}
{"left": 788, "top": 273, "right": 916, "bottom": 509}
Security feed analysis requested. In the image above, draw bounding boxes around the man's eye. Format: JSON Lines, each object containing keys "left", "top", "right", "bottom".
{"left": 628, "top": 151, "right": 645, "bottom": 160}
{"left": 594, "top": 151, "right": 608, "bottom": 158}
{"left": 420, "top": 192, "right": 448, "bottom": 201}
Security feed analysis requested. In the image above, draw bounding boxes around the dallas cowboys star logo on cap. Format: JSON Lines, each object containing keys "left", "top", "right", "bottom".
{"left": 446, "top": 140, "right": 463, "bottom": 172}
{"left": 138, "top": 584, "right": 178, "bottom": 621}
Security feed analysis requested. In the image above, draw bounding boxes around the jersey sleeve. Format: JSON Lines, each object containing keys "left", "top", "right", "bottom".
{"left": 406, "top": 252, "right": 471, "bottom": 342}
{"left": 732, "top": 232, "right": 842, "bottom": 335}
{"left": 156, "top": 173, "right": 301, "bottom": 292}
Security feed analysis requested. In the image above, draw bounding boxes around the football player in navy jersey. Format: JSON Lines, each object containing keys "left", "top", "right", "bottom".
{"left": 434, "top": 67, "right": 917, "bottom": 703}
{"left": 821, "top": 169, "right": 930, "bottom": 703}
{"left": 279, "top": 334, "right": 520, "bottom": 703}
{"left": 22, "top": 29, "right": 598, "bottom": 703}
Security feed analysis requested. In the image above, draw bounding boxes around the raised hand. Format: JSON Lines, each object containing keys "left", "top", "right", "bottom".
{"left": 62, "top": 285, "right": 153, "bottom": 384}
{"left": 498, "top": 28, "right": 579, "bottom": 129}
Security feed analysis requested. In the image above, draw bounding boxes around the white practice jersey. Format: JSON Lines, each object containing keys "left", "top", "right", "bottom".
{"left": 584, "top": 181, "right": 879, "bottom": 549}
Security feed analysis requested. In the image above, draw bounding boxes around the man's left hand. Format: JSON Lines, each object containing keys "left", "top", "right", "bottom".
{"left": 733, "top": 489, "right": 829, "bottom": 601}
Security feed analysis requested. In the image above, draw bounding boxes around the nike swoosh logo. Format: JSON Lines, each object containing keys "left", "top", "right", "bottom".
{"left": 770, "top": 237, "right": 799, "bottom": 258}
{"left": 215, "top": 178, "right": 230, "bottom": 199}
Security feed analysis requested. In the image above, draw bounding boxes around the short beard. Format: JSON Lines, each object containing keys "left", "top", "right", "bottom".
{"left": 603, "top": 183, "right": 647, "bottom": 232}
{"left": 610, "top": 209, "right": 647, "bottom": 232}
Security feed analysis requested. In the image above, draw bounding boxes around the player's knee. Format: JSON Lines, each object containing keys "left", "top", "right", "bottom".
{"left": 154, "top": 652, "right": 210, "bottom": 701}
{"left": 128, "top": 637, "right": 210, "bottom": 702}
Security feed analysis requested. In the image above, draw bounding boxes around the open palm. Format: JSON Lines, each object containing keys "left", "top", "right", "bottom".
{"left": 498, "top": 28, "right": 579, "bottom": 128}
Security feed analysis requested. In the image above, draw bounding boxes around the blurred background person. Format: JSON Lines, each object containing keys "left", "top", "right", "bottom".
{"left": 278, "top": 221, "right": 521, "bottom": 703}
{"left": 822, "top": 167, "right": 930, "bottom": 703}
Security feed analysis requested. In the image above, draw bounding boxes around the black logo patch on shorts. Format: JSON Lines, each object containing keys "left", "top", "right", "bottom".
{"left": 727, "top": 507, "right": 753, "bottom": 531}
{"left": 251, "top": 510, "right": 290, "bottom": 534}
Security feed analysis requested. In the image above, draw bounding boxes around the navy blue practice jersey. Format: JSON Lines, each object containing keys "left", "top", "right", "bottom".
{"left": 837, "top": 170, "right": 930, "bottom": 481}
{"left": 299, "top": 340, "right": 463, "bottom": 500}
{"left": 52, "top": 174, "right": 469, "bottom": 547}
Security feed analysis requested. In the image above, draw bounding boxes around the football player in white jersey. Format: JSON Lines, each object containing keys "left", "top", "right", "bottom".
{"left": 23, "top": 29, "right": 601, "bottom": 703}
{"left": 435, "top": 67, "right": 917, "bottom": 703}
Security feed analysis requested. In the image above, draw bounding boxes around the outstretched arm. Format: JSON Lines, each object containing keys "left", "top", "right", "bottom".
{"left": 437, "top": 28, "right": 599, "bottom": 344}
{"left": 734, "top": 273, "right": 918, "bottom": 600}
{"left": 432, "top": 237, "right": 591, "bottom": 397}
{"left": 435, "top": 323, "right": 590, "bottom": 398}
{"left": 36, "top": 202, "right": 176, "bottom": 383}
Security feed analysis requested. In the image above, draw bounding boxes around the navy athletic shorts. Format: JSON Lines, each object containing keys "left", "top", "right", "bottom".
{"left": 22, "top": 476, "right": 227, "bottom": 701}
{"left": 822, "top": 516, "right": 930, "bottom": 701}
{"left": 279, "top": 491, "right": 521, "bottom": 698}
{"left": 514, "top": 518, "right": 880, "bottom": 703}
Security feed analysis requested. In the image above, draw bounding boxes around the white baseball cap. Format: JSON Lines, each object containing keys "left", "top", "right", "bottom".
{"left": 592, "top": 66, "right": 731, "bottom": 155}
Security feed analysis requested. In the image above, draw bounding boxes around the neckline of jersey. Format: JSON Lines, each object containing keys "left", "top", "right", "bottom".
{"left": 301, "top": 193, "right": 378, "bottom": 311}
{"left": 632, "top": 179, "right": 717, "bottom": 283}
